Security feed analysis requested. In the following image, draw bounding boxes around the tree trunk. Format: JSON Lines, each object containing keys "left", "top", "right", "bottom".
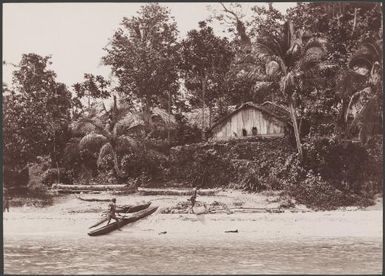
{"left": 209, "top": 106, "right": 213, "bottom": 129}
{"left": 201, "top": 73, "right": 207, "bottom": 140}
{"left": 168, "top": 91, "right": 171, "bottom": 141}
{"left": 143, "top": 98, "right": 152, "bottom": 131}
{"left": 111, "top": 148, "right": 126, "bottom": 179}
{"left": 289, "top": 100, "right": 303, "bottom": 159}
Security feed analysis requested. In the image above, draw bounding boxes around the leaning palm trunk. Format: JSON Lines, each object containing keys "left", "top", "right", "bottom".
{"left": 288, "top": 100, "right": 303, "bottom": 158}
{"left": 111, "top": 147, "right": 126, "bottom": 178}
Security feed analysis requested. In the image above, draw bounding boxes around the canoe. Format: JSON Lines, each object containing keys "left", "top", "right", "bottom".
{"left": 89, "top": 202, "right": 152, "bottom": 229}
{"left": 88, "top": 206, "right": 158, "bottom": 236}
{"left": 116, "top": 202, "right": 151, "bottom": 213}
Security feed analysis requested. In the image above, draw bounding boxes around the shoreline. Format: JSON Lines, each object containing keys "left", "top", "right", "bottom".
{"left": 3, "top": 190, "right": 383, "bottom": 240}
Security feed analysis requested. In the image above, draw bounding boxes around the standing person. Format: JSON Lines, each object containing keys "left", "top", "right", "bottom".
{"left": 3, "top": 187, "right": 10, "bottom": 212}
{"left": 106, "top": 198, "right": 121, "bottom": 229}
{"left": 189, "top": 186, "right": 199, "bottom": 213}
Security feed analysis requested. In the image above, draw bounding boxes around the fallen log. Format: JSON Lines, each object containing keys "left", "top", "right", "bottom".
{"left": 52, "top": 184, "right": 129, "bottom": 191}
{"left": 53, "top": 189, "right": 101, "bottom": 194}
{"left": 231, "top": 207, "right": 284, "bottom": 213}
{"left": 76, "top": 196, "right": 111, "bottom": 202}
{"left": 137, "top": 187, "right": 219, "bottom": 196}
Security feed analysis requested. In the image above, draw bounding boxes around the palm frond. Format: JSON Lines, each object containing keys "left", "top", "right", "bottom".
{"left": 297, "top": 38, "right": 326, "bottom": 71}
{"left": 252, "top": 81, "right": 275, "bottom": 93}
{"left": 70, "top": 106, "right": 106, "bottom": 136}
{"left": 79, "top": 117, "right": 113, "bottom": 140}
{"left": 336, "top": 69, "right": 368, "bottom": 98}
{"left": 345, "top": 87, "right": 373, "bottom": 122}
{"left": 254, "top": 35, "right": 284, "bottom": 60}
{"left": 349, "top": 40, "right": 382, "bottom": 70}
{"left": 79, "top": 133, "right": 108, "bottom": 153}
{"left": 116, "top": 135, "right": 141, "bottom": 154}
{"left": 113, "top": 112, "right": 145, "bottom": 136}
{"left": 97, "top": 142, "right": 113, "bottom": 167}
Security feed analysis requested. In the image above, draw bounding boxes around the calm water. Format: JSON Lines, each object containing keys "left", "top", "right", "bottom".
{"left": 4, "top": 234, "right": 382, "bottom": 274}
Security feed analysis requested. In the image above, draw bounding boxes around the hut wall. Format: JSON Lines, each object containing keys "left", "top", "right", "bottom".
{"left": 211, "top": 107, "right": 285, "bottom": 141}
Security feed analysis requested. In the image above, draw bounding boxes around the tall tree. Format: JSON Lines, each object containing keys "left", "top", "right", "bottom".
{"left": 103, "top": 3, "right": 180, "bottom": 128}
{"left": 287, "top": 2, "right": 382, "bottom": 137}
{"left": 72, "top": 73, "right": 111, "bottom": 108}
{"left": 180, "top": 21, "right": 234, "bottom": 133}
{"left": 252, "top": 21, "right": 327, "bottom": 158}
{"left": 3, "top": 54, "right": 72, "bottom": 171}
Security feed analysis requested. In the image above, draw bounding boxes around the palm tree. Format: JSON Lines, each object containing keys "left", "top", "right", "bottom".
{"left": 343, "top": 39, "right": 383, "bottom": 143}
{"left": 72, "top": 99, "right": 176, "bottom": 180}
{"left": 252, "top": 21, "right": 326, "bottom": 158}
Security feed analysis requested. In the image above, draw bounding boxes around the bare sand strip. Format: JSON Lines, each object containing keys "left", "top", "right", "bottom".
{"left": 3, "top": 190, "right": 382, "bottom": 240}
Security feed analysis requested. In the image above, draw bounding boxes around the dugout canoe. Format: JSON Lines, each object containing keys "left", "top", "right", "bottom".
{"left": 89, "top": 202, "right": 152, "bottom": 229}
{"left": 88, "top": 206, "right": 158, "bottom": 236}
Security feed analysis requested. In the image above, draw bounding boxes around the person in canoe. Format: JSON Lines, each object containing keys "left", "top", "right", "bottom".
{"left": 106, "top": 198, "right": 122, "bottom": 229}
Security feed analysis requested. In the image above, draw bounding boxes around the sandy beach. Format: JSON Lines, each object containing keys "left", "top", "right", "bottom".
{"left": 4, "top": 190, "right": 383, "bottom": 238}
{"left": 3, "top": 190, "right": 383, "bottom": 274}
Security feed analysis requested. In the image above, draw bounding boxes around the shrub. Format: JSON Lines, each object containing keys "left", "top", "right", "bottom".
{"left": 286, "top": 171, "right": 374, "bottom": 210}
{"left": 171, "top": 114, "right": 202, "bottom": 146}
{"left": 121, "top": 149, "right": 168, "bottom": 181}
{"left": 41, "top": 168, "right": 73, "bottom": 185}
{"left": 169, "top": 145, "right": 234, "bottom": 188}
{"left": 302, "top": 137, "right": 380, "bottom": 194}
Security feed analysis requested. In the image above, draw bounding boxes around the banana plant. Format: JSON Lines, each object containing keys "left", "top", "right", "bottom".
{"left": 344, "top": 39, "right": 382, "bottom": 143}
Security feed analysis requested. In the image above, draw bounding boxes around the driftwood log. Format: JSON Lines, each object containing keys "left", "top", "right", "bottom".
{"left": 76, "top": 196, "right": 111, "bottom": 202}
{"left": 51, "top": 184, "right": 219, "bottom": 196}
{"left": 51, "top": 184, "right": 136, "bottom": 193}
{"left": 137, "top": 187, "right": 219, "bottom": 196}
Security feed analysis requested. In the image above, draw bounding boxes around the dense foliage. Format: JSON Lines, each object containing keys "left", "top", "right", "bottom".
{"left": 2, "top": 3, "right": 382, "bottom": 209}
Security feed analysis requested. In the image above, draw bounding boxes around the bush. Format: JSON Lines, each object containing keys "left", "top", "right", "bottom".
{"left": 169, "top": 145, "right": 234, "bottom": 188}
{"left": 170, "top": 114, "right": 202, "bottom": 146}
{"left": 302, "top": 137, "right": 380, "bottom": 194}
{"left": 121, "top": 149, "right": 168, "bottom": 181}
{"left": 286, "top": 171, "right": 374, "bottom": 210}
{"left": 41, "top": 168, "right": 73, "bottom": 185}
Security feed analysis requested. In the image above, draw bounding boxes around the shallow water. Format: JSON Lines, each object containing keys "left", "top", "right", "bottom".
{"left": 3, "top": 195, "right": 383, "bottom": 274}
{"left": 4, "top": 230, "right": 382, "bottom": 274}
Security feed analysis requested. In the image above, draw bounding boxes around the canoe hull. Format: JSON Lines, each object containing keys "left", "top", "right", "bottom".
{"left": 117, "top": 202, "right": 151, "bottom": 213}
{"left": 88, "top": 206, "right": 158, "bottom": 236}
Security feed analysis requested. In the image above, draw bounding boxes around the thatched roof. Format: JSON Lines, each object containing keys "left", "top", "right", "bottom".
{"left": 260, "top": 101, "right": 291, "bottom": 122}
{"left": 151, "top": 107, "right": 177, "bottom": 128}
{"left": 183, "top": 107, "right": 212, "bottom": 130}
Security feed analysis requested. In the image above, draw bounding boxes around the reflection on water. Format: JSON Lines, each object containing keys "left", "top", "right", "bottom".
{"left": 4, "top": 235, "right": 382, "bottom": 274}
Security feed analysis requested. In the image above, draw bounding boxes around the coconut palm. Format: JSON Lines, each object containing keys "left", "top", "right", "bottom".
{"left": 251, "top": 21, "right": 327, "bottom": 158}
{"left": 72, "top": 100, "right": 176, "bottom": 179}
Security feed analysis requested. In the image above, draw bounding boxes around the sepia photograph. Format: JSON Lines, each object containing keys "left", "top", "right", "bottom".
{"left": 2, "top": 1, "right": 383, "bottom": 274}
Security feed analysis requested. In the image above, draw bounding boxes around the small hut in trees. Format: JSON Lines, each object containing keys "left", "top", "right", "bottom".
{"left": 209, "top": 102, "right": 291, "bottom": 141}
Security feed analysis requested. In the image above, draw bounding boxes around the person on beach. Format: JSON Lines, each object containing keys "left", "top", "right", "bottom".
{"left": 189, "top": 186, "right": 199, "bottom": 213}
{"left": 3, "top": 187, "right": 10, "bottom": 212}
{"left": 106, "top": 198, "right": 121, "bottom": 229}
